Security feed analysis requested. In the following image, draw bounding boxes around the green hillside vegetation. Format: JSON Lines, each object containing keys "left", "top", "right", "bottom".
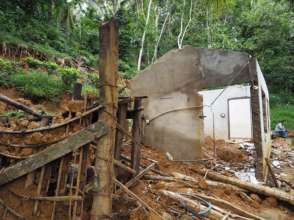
{"left": 0, "top": 0, "right": 293, "bottom": 126}
{"left": 0, "top": 57, "right": 98, "bottom": 100}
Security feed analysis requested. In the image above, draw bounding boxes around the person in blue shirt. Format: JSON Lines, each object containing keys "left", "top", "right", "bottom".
{"left": 274, "top": 121, "right": 288, "bottom": 138}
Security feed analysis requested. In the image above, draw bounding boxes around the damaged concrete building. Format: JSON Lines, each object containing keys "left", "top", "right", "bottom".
{"left": 130, "top": 46, "right": 271, "bottom": 180}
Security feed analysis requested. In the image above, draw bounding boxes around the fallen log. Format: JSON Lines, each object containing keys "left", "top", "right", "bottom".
{"left": 193, "top": 169, "right": 294, "bottom": 206}
{"left": 0, "top": 122, "right": 107, "bottom": 186}
{"left": 114, "top": 178, "right": 163, "bottom": 219}
{"left": 144, "top": 175, "right": 195, "bottom": 188}
{"left": 172, "top": 172, "right": 246, "bottom": 192}
{"left": 0, "top": 94, "right": 44, "bottom": 119}
{"left": 114, "top": 159, "right": 137, "bottom": 175}
{"left": 116, "top": 162, "right": 156, "bottom": 195}
{"left": 160, "top": 190, "right": 232, "bottom": 220}
{"left": 184, "top": 192, "right": 265, "bottom": 220}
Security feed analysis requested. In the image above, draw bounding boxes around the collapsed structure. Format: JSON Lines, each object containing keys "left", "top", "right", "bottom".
{"left": 130, "top": 46, "right": 271, "bottom": 180}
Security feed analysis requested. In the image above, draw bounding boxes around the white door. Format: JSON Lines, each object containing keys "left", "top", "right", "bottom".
{"left": 228, "top": 98, "right": 252, "bottom": 139}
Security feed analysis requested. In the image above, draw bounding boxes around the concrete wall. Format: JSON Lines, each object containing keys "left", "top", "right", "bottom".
{"left": 199, "top": 85, "right": 251, "bottom": 140}
{"left": 131, "top": 46, "right": 252, "bottom": 160}
{"left": 250, "top": 60, "right": 271, "bottom": 181}
{"left": 131, "top": 46, "right": 271, "bottom": 179}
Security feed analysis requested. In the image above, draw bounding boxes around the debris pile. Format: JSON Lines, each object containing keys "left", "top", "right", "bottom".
{"left": 113, "top": 145, "right": 294, "bottom": 220}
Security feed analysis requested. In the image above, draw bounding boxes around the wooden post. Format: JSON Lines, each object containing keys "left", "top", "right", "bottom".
{"left": 73, "top": 82, "right": 83, "bottom": 100}
{"left": 114, "top": 103, "right": 127, "bottom": 160}
{"left": 131, "top": 98, "right": 142, "bottom": 174}
{"left": 91, "top": 20, "right": 119, "bottom": 220}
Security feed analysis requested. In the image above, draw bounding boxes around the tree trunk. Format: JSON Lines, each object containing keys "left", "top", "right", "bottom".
{"left": 90, "top": 20, "right": 119, "bottom": 220}
{"left": 137, "top": 0, "right": 153, "bottom": 71}
{"left": 193, "top": 169, "right": 294, "bottom": 206}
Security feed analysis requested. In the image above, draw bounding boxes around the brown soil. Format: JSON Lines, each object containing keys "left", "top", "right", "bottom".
{"left": 113, "top": 145, "right": 294, "bottom": 220}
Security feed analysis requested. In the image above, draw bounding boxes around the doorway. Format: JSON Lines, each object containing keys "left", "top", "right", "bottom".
{"left": 228, "top": 97, "right": 252, "bottom": 139}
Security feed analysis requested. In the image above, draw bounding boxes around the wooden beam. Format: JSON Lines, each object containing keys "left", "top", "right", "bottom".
{"left": 91, "top": 20, "right": 119, "bottom": 220}
{"left": 265, "top": 158, "right": 279, "bottom": 187}
{"left": 114, "top": 159, "right": 136, "bottom": 175}
{"left": 0, "top": 94, "right": 44, "bottom": 119}
{"left": 0, "top": 122, "right": 107, "bottom": 186}
{"left": 131, "top": 97, "right": 142, "bottom": 174}
{"left": 116, "top": 162, "right": 156, "bottom": 195}
{"left": 114, "top": 103, "right": 127, "bottom": 160}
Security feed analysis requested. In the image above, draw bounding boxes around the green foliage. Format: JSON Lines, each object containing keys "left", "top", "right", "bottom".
{"left": 10, "top": 71, "right": 65, "bottom": 100}
{"left": 82, "top": 84, "right": 98, "bottom": 97}
{"left": 270, "top": 93, "right": 294, "bottom": 106}
{"left": 118, "top": 60, "right": 136, "bottom": 79}
{"left": 25, "top": 57, "right": 58, "bottom": 73}
{"left": 58, "top": 67, "right": 81, "bottom": 88}
{"left": 0, "top": 0, "right": 292, "bottom": 104}
{"left": 25, "top": 57, "right": 45, "bottom": 68}
{"left": 0, "top": 58, "right": 15, "bottom": 86}
{"left": 271, "top": 105, "right": 294, "bottom": 130}
{"left": 0, "top": 111, "right": 26, "bottom": 118}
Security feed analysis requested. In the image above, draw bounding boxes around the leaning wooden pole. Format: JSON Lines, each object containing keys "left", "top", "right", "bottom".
{"left": 0, "top": 94, "right": 44, "bottom": 119}
{"left": 91, "top": 20, "right": 119, "bottom": 220}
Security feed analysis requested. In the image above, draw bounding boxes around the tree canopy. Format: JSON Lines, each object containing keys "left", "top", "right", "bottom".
{"left": 0, "top": 0, "right": 293, "bottom": 102}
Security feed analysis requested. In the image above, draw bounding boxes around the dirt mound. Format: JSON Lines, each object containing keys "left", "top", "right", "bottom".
{"left": 216, "top": 144, "right": 248, "bottom": 162}
{"left": 203, "top": 136, "right": 248, "bottom": 162}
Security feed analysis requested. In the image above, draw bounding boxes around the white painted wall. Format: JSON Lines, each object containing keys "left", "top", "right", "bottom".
{"left": 199, "top": 84, "right": 252, "bottom": 140}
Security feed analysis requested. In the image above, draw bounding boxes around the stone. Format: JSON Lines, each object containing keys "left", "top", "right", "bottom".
{"left": 28, "top": 121, "right": 40, "bottom": 129}
{"left": 162, "top": 212, "right": 173, "bottom": 220}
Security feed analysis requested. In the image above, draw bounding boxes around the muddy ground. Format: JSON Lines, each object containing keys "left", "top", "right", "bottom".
{"left": 0, "top": 89, "right": 293, "bottom": 219}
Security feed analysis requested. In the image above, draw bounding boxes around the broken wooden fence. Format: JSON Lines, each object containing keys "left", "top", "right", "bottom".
{"left": 0, "top": 97, "right": 145, "bottom": 219}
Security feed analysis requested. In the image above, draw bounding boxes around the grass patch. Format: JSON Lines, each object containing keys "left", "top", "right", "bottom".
{"left": 0, "top": 111, "right": 26, "bottom": 118}
{"left": 10, "top": 71, "right": 65, "bottom": 101}
{"left": 271, "top": 105, "right": 294, "bottom": 130}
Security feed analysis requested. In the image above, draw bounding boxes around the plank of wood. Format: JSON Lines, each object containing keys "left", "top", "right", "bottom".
{"left": 114, "top": 159, "right": 136, "bottom": 175}
{"left": 116, "top": 162, "right": 156, "bottom": 195}
{"left": 131, "top": 97, "right": 143, "bottom": 174}
{"left": 0, "top": 122, "right": 107, "bottom": 186}
{"left": 265, "top": 158, "right": 279, "bottom": 187}
{"left": 114, "top": 103, "right": 127, "bottom": 160}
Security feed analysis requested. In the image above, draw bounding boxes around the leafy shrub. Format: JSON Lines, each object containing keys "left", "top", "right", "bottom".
{"left": 25, "top": 57, "right": 58, "bottom": 73}
{"left": 58, "top": 67, "right": 81, "bottom": 89}
{"left": 270, "top": 93, "right": 294, "bottom": 106}
{"left": 25, "top": 57, "right": 44, "bottom": 68}
{"left": 82, "top": 84, "right": 98, "bottom": 97}
{"left": 0, "top": 58, "right": 14, "bottom": 86}
{"left": 85, "top": 71, "right": 99, "bottom": 85}
{"left": 0, "top": 111, "right": 26, "bottom": 118}
{"left": 119, "top": 60, "right": 136, "bottom": 79}
{"left": 10, "top": 71, "right": 65, "bottom": 100}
